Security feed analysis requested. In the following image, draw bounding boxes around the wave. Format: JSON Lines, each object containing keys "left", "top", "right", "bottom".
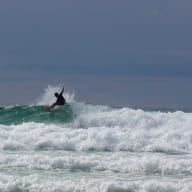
{"left": 1, "top": 86, "right": 192, "bottom": 192}
{"left": 1, "top": 85, "right": 192, "bottom": 154}
{"left": 0, "top": 174, "right": 192, "bottom": 192}
{"left": 0, "top": 104, "right": 192, "bottom": 153}
{"left": 0, "top": 104, "right": 74, "bottom": 125}
{"left": 0, "top": 152, "right": 192, "bottom": 175}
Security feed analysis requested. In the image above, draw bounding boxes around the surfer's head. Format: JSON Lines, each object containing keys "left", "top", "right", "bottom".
{"left": 55, "top": 92, "right": 59, "bottom": 97}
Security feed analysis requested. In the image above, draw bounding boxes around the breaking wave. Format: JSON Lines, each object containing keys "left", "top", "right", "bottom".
{"left": 1, "top": 85, "right": 192, "bottom": 192}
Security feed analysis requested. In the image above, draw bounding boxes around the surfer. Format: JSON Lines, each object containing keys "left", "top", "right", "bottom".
{"left": 48, "top": 86, "right": 65, "bottom": 109}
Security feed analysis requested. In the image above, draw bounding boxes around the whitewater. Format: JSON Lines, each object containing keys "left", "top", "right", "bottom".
{"left": 0, "top": 86, "right": 192, "bottom": 192}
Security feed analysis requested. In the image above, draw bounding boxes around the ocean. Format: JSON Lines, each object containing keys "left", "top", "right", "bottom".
{"left": 0, "top": 86, "right": 192, "bottom": 192}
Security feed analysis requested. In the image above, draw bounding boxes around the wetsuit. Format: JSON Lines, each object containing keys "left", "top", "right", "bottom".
{"left": 49, "top": 86, "right": 66, "bottom": 109}
{"left": 56, "top": 94, "right": 65, "bottom": 105}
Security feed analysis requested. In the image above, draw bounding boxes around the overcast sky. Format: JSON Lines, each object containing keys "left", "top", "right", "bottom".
{"left": 1, "top": 0, "right": 192, "bottom": 108}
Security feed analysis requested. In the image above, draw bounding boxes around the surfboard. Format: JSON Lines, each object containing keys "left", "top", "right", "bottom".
{"left": 42, "top": 105, "right": 56, "bottom": 112}
{"left": 34, "top": 105, "right": 54, "bottom": 112}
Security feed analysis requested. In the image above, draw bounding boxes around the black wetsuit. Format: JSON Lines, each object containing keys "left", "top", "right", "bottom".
{"left": 56, "top": 94, "right": 65, "bottom": 105}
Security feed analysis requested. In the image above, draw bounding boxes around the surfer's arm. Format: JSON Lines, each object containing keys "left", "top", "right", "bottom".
{"left": 49, "top": 102, "right": 57, "bottom": 110}
{"left": 59, "top": 86, "right": 64, "bottom": 95}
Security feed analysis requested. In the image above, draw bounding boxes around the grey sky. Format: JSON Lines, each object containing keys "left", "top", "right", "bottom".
{"left": 0, "top": 0, "right": 192, "bottom": 108}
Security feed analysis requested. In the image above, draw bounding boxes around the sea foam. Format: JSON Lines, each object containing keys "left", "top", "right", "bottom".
{"left": 1, "top": 86, "right": 192, "bottom": 192}
{"left": 0, "top": 174, "right": 192, "bottom": 192}
{"left": 1, "top": 105, "right": 192, "bottom": 153}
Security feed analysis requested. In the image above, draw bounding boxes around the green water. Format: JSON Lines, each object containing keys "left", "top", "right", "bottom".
{"left": 0, "top": 104, "right": 73, "bottom": 125}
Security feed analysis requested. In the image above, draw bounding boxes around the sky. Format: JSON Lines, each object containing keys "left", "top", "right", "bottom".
{"left": 0, "top": 0, "right": 192, "bottom": 108}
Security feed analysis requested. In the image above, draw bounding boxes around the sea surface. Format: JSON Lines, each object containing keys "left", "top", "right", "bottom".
{"left": 0, "top": 87, "right": 192, "bottom": 192}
